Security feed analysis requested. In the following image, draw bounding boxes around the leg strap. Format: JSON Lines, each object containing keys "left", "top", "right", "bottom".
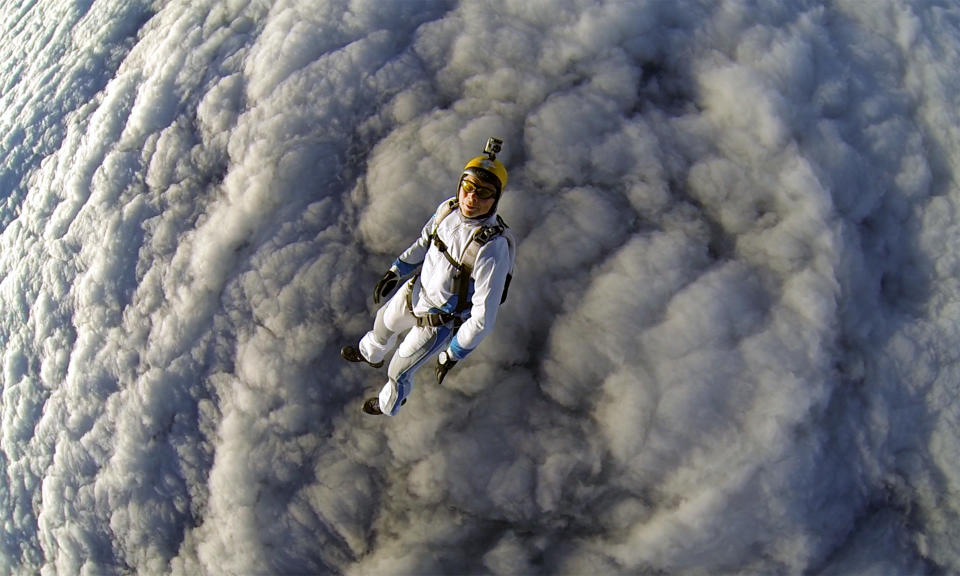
{"left": 415, "top": 312, "right": 457, "bottom": 327}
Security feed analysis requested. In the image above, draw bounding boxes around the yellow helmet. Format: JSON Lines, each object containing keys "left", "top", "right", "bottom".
{"left": 462, "top": 138, "right": 507, "bottom": 193}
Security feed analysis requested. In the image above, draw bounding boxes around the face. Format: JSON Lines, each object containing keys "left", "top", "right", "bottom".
{"left": 458, "top": 176, "right": 498, "bottom": 218}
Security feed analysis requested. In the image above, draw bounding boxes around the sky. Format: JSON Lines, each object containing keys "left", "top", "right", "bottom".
{"left": 1, "top": 0, "right": 959, "bottom": 574}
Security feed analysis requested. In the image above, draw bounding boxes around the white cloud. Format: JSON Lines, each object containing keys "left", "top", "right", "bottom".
{"left": 2, "top": 0, "right": 960, "bottom": 574}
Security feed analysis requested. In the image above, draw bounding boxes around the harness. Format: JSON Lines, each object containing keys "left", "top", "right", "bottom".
{"left": 412, "top": 199, "right": 514, "bottom": 328}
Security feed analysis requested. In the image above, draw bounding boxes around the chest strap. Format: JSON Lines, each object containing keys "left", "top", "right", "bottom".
{"left": 427, "top": 200, "right": 508, "bottom": 316}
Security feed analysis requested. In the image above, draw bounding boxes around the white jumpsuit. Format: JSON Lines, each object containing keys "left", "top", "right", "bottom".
{"left": 358, "top": 198, "right": 513, "bottom": 415}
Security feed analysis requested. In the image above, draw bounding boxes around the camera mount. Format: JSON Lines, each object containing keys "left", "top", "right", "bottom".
{"left": 484, "top": 137, "right": 503, "bottom": 161}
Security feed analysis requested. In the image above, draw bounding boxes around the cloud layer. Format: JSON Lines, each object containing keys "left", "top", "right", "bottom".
{"left": 2, "top": 0, "right": 960, "bottom": 574}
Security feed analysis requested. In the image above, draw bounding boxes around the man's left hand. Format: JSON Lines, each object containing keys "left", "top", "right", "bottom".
{"left": 436, "top": 350, "right": 458, "bottom": 385}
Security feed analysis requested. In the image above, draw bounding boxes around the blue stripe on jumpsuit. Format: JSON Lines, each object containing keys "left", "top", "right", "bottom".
{"left": 388, "top": 325, "right": 453, "bottom": 416}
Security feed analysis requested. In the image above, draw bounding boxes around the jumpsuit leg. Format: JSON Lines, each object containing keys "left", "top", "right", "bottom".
{"left": 377, "top": 324, "right": 454, "bottom": 416}
{"left": 358, "top": 281, "right": 416, "bottom": 364}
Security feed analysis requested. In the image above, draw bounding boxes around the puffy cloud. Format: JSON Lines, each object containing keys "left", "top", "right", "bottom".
{"left": 2, "top": 0, "right": 960, "bottom": 574}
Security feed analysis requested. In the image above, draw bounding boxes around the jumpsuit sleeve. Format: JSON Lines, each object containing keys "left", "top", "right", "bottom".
{"left": 446, "top": 236, "right": 511, "bottom": 360}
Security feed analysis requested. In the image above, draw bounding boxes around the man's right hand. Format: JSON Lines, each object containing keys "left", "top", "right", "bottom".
{"left": 373, "top": 270, "right": 399, "bottom": 304}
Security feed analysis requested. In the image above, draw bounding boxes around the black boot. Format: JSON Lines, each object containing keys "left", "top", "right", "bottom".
{"left": 341, "top": 345, "right": 384, "bottom": 368}
{"left": 362, "top": 397, "right": 383, "bottom": 415}
{"left": 361, "top": 396, "right": 405, "bottom": 416}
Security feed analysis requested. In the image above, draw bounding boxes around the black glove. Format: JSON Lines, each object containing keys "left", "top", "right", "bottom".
{"left": 436, "top": 350, "right": 458, "bottom": 385}
{"left": 373, "top": 270, "right": 399, "bottom": 304}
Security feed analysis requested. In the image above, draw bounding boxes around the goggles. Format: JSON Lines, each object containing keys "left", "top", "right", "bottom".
{"left": 460, "top": 177, "right": 498, "bottom": 200}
